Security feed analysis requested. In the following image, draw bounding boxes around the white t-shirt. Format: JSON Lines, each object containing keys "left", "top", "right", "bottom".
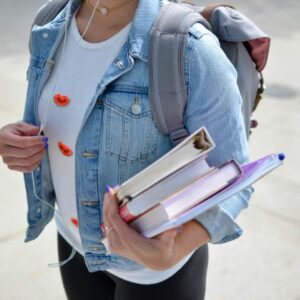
{"left": 39, "top": 14, "right": 194, "bottom": 284}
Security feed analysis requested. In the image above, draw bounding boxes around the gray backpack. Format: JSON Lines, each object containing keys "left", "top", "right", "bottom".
{"left": 30, "top": 0, "right": 270, "bottom": 145}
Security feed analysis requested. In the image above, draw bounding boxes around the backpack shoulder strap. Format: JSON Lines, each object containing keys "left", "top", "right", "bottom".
{"left": 148, "top": 2, "right": 209, "bottom": 145}
{"left": 29, "top": 0, "right": 68, "bottom": 54}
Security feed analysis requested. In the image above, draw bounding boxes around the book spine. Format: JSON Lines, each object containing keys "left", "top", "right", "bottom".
{"left": 116, "top": 127, "right": 215, "bottom": 201}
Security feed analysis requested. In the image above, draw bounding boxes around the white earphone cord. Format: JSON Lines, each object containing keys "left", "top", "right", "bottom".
{"left": 31, "top": 0, "right": 101, "bottom": 268}
{"left": 39, "top": 0, "right": 100, "bottom": 134}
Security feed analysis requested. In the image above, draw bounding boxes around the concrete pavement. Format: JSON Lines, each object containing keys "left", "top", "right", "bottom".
{"left": 0, "top": 1, "right": 299, "bottom": 299}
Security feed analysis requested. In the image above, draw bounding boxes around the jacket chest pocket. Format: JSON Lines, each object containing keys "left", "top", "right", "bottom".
{"left": 102, "top": 89, "right": 159, "bottom": 163}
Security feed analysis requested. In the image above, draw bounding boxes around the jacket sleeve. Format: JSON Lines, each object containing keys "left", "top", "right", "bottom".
{"left": 184, "top": 26, "right": 253, "bottom": 244}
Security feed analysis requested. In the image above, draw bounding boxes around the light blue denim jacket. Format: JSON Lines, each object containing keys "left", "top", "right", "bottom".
{"left": 23, "top": 0, "right": 253, "bottom": 272}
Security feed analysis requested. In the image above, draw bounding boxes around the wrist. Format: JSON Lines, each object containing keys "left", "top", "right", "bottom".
{"left": 172, "top": 221, "right": 210, "bottom": 262}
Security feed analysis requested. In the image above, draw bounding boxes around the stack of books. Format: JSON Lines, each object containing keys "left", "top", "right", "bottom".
{"left": 114, "top": 127, "right": 284, "bottom": 238}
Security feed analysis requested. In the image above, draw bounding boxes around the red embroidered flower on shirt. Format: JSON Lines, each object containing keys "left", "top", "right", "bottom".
{"left": 58, "top": 142, "right": 73, "bottom": 157}
{"left": 54, "top": 94, "right": 70, "bottom": 107}
{"left": 71, "top": 218, "right": 79, "bottom": 228}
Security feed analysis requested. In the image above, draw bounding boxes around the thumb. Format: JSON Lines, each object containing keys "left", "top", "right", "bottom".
{"left": 15, "top": 122, "right": 40, "bottom": 137}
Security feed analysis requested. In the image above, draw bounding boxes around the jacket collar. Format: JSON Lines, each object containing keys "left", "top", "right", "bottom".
{"left": 52, "top": 0, "right": 165, "bottom": 62}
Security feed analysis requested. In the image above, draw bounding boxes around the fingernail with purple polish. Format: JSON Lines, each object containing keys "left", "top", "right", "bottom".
{"left": 105, "top": 185, "right": 111, "bottom": 193}
{"left": 42, "top": 137, "right": 48, "bottom": 143}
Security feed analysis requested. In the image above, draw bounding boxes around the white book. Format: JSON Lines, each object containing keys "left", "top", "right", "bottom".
{"left": 117, "top": 127, "right": 215, "bottom": 203}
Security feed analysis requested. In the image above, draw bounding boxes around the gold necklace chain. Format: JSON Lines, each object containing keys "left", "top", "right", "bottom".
{"left": 86, "top": 0, "right": 134, "bottom": 16}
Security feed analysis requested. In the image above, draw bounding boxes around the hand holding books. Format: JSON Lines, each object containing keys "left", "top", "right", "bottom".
{"left": 102, "top": 185, "right": 185, "bottom": 270}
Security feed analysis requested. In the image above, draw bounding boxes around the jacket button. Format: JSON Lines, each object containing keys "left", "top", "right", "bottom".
{"left": 131, "top": 96, "right": 142, "bottom": 115}
{"left": 131, "top": 103, "right": 142, "bottom": 115}
{"left": 42, "top": 32, "right": 49, "bottom": 39}
{"left": 115, "top": 59, "right": 125, "bottom": 70}
{"left": 81, "top": 152, "right": 97, "bottom": 158}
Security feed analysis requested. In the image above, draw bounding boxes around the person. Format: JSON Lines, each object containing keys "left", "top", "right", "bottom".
{"left": 0, "top": 0, "right": 252, "bottom": 299}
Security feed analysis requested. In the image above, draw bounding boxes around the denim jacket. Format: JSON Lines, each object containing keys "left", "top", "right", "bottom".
{"left": 23, "top": 0, "right": 253, "bottom": 272}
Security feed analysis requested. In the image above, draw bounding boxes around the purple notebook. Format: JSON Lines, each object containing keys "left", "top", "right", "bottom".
{"left": 143, "top": 153, "right": 285, "bottom": 238}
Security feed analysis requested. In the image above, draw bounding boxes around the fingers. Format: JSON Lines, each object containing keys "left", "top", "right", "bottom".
{"left": 1, "top": 143, "right": 45, "bottom": 158}
{"left": 15, "top": 122, "right": 40, "bottom": 136}
{"left": 103, "top": 186, "right": 120, "bottom": 227}
{"left": 103, "top": 188, "right": 122, "bottom": 242}
{"left": 103, "top": 198, "right": 126, "bottom": 253}
{"left": 3, "top": 147, "right": 45, "bottom": 168}
{"left": 7, "top": 160, "right": 42, "bottom": 173}
{"left": 103, "top": 187, "right": 142, "bottom": 250}
{"left": 5, "top": 133, "right": 45, "bottom": 149}
{"left": 0, "top": 122, "right": 46, "bottom": 149}
{"left": 103, "top": 188, "right": 180, "bottom": 268}
{"left": 0, "top": 122, "right": 48, "bottom": 173}
{"left": 1, "top": 143, "right": 46, "bottom": 173}
{"left": 103, "top": 188, "right": 129, "bottom": 238}
{"left": 104, "top": 188, "right": 136, "bottom": 237}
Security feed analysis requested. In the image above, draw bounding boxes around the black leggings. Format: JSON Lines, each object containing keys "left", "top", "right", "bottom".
{"left": 58, "top": 233, "right": 209, "bottom": 300}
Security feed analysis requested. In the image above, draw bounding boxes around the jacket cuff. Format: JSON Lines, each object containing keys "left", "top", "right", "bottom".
{"left": 193, "top": 205, "right": 243, "bottom": 244}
